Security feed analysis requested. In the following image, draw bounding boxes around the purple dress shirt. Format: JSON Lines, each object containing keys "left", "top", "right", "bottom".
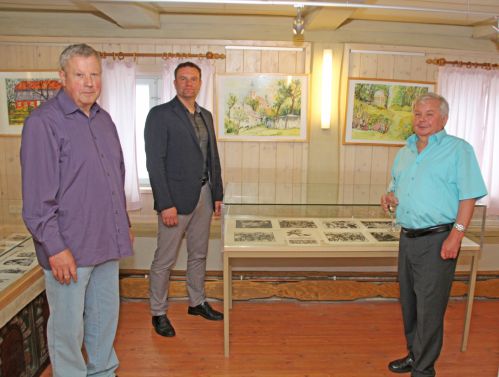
{"left": 20, "top": 89, "right": 133, "bottom": 269}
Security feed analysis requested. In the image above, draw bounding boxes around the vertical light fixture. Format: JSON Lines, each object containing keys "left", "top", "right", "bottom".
{"left": 292, "top": 5, "right": 305, "bottom": 35}
{"left": 321, "top": 49, "right": 333, "bottom": 129}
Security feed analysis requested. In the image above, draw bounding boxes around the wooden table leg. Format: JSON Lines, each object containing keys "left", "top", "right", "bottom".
{"left": 223, "top": 252, "right": 230, "bottom": 357}
{"left": 461, "top": 253, "right": 479, "bottom": 352}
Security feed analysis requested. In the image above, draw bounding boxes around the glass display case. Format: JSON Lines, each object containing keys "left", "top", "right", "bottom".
{"left": 222, "top": 202, "right": 486, "bottom": 251}
{"left": 0, "top": 234, "right": 36, "bottom": 292}
{"left": 220, "top": 200, "right": 486, "bottom": 357}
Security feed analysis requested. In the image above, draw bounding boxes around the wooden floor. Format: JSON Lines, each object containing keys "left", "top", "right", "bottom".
{"left": 41, "top": 299, "right": 499, "bottom": 377}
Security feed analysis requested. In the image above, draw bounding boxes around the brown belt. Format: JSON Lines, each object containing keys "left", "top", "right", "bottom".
{"left": 401, "top": 223, "right": 453, "bottom": 238}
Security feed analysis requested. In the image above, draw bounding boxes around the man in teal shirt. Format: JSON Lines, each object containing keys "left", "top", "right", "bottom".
{"left": 381, "top": 93, "right": 487, "bottom": 377}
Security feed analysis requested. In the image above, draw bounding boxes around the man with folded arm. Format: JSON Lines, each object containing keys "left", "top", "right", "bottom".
{"left": 381, "top": 92, "right": 487, "bottom": 377}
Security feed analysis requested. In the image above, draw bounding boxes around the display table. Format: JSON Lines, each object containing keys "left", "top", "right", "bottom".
{"left": 221, "top": 206, "right": 482, "bottom": 357}
{"left": 0, "top": 235, "right": 49, "bottom": 377}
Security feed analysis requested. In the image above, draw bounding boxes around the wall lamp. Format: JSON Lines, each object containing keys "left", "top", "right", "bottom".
{"left": 321, "top": 49, "right": 333, "bottom": 129}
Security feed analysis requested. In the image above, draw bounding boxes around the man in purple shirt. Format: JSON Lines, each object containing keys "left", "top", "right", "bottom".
{"left": 20, "top": 43, "right": 133, "bottom": 377}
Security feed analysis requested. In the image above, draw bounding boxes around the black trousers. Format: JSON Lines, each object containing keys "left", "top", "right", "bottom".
{"left": 398, "top": 231, "right": 457, "bottom": 377}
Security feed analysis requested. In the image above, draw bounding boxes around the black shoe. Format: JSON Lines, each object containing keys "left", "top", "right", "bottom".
{"left": 188, "top": 301, "right": 223, "bottom": 321}
{"left": 152, "top": 315, "right": 176, "bottom": 337}
{"left": 388, "top": 353, "right": 414, "bottom": 373}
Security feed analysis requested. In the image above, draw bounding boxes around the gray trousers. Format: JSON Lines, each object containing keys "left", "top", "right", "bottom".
{"left": 398, "top": 231, "right": 457, "bottom": 377}
{"left": 149, "top": 184, "right": 213, "bottom": 315}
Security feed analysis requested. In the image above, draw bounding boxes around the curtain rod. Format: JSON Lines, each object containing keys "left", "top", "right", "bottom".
{"left": 426, "top": 58, "right": 497, "bottom": 70}
{"left": 99, "top": 51, "right": 226, "bottom": 60}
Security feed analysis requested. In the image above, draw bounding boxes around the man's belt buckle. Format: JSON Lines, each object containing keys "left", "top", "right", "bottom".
{"left": 401, "top": 223, "right": 453, "bottom": 238}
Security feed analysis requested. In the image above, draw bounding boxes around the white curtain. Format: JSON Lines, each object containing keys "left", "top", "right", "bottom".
{"left": 439, "top": 66, "right": 499, "bottom": 215}
{"left": 100, "top": 59, "right": 141, "bottom": 211}
{"left": 161, "top": 58, "right": 215, "bottom": 112}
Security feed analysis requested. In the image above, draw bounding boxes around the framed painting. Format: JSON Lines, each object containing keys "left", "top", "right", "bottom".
{"left": 343, "top": 78, "right": 435, "bottom": 146}
{"left": 216, "top": 73, "right": 308, "bottom": 141}
{"left": 0, "top": 71, "right": 61, "bottom": 134}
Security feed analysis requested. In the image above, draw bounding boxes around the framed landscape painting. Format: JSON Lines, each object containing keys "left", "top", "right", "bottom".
{"left": 343, "top": 78, "right": 434, "bottom": 146}
{"left": 216, "top": 74, "right": 308, "bottom": 141}
{"left": 0, "top": 71, "right": 61, "bottom": 134}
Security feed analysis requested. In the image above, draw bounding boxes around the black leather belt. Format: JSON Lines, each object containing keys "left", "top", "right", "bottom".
{"left": 201, "top": 177, "right": 208, "bottom": 186}
{"left": 401, "top": 223, "right": 453, "bottom": 238}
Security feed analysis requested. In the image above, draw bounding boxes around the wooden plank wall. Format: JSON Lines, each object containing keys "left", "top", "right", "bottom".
{"left": 0, "top": 39, "right": 311, "bottom": 231}
{"left": 1, "top": 39, "right": 498, "bottom": 233}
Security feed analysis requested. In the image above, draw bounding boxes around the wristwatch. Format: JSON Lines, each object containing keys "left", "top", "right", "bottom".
{"left": 454, "top": 223, "right": 466, "bottom": 233}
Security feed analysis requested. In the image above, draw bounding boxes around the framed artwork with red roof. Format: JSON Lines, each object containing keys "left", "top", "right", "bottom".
{"left": 0, "top": 71, "right": 60, "bottom": 134}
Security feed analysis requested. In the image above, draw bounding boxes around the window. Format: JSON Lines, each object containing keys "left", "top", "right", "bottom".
{"left": 135, "top": 76, "right": 162, "bottom": 187}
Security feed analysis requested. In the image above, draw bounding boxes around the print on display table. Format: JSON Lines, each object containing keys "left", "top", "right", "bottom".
{"left": 323, "top": 231, "right": 368, "bottom": 243}
{"left": 234, "top": 231, "right": 276, "bottom": 243}
{"left": 344, "top": 78, "right": 434, "bottom": 146}
{"left": 360, "top": 220, "right": 392, "bottom": 229}
{"left": 370, "top": 231, "right": 399, "bottom": 242}
{"left": 321, "top": 219, "right": 360, "bottom": 229}
{"left": 235, "top": 219, "right": 273, "bottom": 228}
{"left": 278, "top": 219, "right": 318, "bottom": 229}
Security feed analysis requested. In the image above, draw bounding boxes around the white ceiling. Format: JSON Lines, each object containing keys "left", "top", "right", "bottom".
{"left": 0, "top": 0, "right": 497, "bottom": 39}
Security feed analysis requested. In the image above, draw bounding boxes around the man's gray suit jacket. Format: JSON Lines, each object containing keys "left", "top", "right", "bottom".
{"left": 144, "top": 96, "right": 223, "bottom": 214}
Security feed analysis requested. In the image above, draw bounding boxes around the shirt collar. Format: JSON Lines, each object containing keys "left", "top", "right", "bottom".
{"left": 177, "top": 96, "right": 201, "bottom": 114}
{"left": 56, "top": 89, "right": 101, "bottom": 117}
{"left": 407, "top": 129, "right": 447, "bottom": 151}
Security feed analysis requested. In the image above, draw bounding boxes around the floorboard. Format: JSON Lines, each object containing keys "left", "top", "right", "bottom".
{"left": 40, "top": 299, "right": 499, "bottom": 377}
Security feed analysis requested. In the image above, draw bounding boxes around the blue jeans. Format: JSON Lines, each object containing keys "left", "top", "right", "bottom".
{"left": 44, "top": 260, "right": 120, "bottom": 377}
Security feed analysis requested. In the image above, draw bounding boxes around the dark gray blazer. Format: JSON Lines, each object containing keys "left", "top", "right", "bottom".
{"left": 144, "top": 96, "right": 223, "bottom": 214}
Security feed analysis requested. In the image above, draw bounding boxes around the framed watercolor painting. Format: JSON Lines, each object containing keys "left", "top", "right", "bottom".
{"left": 0, "top": 71, "right": 61, "bottom": 134}
{"left": 343, "top": 78, "right": 435, "bottom": 146}
{"left": 216, "top": 74, "right": 308, "bottom": 142}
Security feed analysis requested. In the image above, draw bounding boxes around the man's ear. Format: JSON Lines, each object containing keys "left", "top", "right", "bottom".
{"left": 59, "top": 70, "right": 66, "bottom": 86}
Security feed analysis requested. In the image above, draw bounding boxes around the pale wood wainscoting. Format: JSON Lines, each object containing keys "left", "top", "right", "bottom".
{"left": 119, "top": 271, "right": 499, "bottom": 301}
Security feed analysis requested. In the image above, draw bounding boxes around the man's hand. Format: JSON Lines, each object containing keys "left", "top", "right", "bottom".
{"left": 214, "top": 201, "right": 223, "bottom": 217}
{"left": 49, "top": 248, "right": 77, "bottom": 285}
{"left": 441, "top": 230, "right": 464, "bottom": 260}
{"left": 381, "top": 192, "right": 399, "bottom": 213}
{"left": 161, "top": 207, "right": 178, "bottom": 227}
{"left": 129, "top": 228, "right": 135, "bottom": 244}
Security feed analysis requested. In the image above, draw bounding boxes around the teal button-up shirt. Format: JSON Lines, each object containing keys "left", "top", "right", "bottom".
{"left": 389, "top": 129, "right": 487, "bottom": 229}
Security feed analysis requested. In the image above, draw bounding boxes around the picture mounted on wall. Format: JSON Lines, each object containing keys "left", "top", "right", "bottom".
{"left": 0, "top": 71, "right": 61, "bottom": 134}
{"left": 216, "top": 74, "right": 308, "bottom": 141}
{"left": 344, "top": 78, "right": 434, "bottom": 146}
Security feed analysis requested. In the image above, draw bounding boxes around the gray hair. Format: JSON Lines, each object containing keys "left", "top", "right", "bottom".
{"left": 59, "top": 43, "right": 101, "bottom": 72}
{"left": 412, "top": 92, "right": 449, "bottom": 117}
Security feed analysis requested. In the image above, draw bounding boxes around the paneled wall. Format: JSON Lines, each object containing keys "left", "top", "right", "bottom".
{"left": 336, "top": 43, "right": 498, "bottom": 205}
{"left": 0, "top": 38, "right": 498, "bottom": 232}
{"left": 0, "top": 136, "right": 23, "bottom": 236}
{"left": 0, "top": 38, "right": 312, "bottom": 229}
